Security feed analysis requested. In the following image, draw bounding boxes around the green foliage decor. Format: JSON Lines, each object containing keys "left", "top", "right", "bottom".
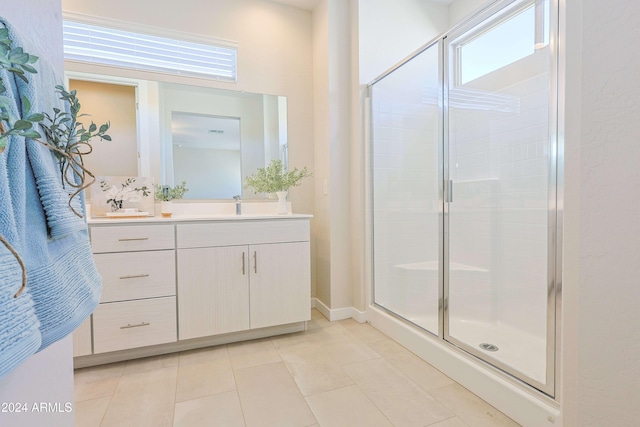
{"left": 0, "top": 27, "right": 42, "bottom": 152}
{"left": 0, "top": 26, "right": 111, "bottom": 297}
{"left": 244, "top": 159, "right": 312, "bottom": 194}
{"left": 0, "top": 28, "right": 111, "bottom": 217}
{"left": 154, "top": 181, "right": 189, "bottom": 201}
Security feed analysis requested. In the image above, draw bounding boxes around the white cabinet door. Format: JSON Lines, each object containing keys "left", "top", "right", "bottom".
{"left": 178, "top": 246, "right": 250, "bottom": 340}
{"left": 249, "top": 242, "right": 311, "bottom": 329}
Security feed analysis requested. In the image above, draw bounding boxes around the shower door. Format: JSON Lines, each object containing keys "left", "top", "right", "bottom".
{"left": 371, "top": 41, "right": 442, "bottom": 335}
{"left": 444, "top": 0, "right": 556, "bottom": 393}
{"left": 370, "top": 0, "right": 558, "bottom": 395}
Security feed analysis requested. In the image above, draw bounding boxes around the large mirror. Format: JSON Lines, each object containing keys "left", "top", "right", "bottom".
{"left": 67, "top": 73, "right": 288, "bottom": 200}
{"left": 161, "top": 83, "right": 288, "bottom": 199}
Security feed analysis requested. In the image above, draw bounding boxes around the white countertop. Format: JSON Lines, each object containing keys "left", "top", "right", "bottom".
{"left": 88, "top": 213, "right": 313, "bottom": 225}
{"left": 87, "top": 200, "right": 312, "bottom": 225}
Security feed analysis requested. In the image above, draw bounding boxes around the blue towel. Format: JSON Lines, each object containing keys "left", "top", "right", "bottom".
{"left": 0, "top": 17, "right": 102, "bottom": 377}
{"left": 0, "top": 64, "right": 42, "bottom": 378}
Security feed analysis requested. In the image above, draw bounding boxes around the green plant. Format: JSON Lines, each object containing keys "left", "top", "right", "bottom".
{"left": 0, "top": 27, "right": 111, "bottom": 298}
{"left": 0, "top": 27, "right": 42, "bottom": 153}
{"left": 0, "top": 29, "right": 110, "bottom": 217}
{"left": 101, "top": 177, "right": 150, "bottom": 212}
{"left": 42, "top": 85, "right": 111, "bottom": 182}
{"left": 154, "top": 181, "right": 189, "bottom": 201}
{"left": 244, "top": 159, "right": 311, "bottom": 194}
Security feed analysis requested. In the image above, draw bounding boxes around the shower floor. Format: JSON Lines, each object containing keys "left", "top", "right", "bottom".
{"left": 382, "top": 260, "right": 547, "bottom": 385}
{"left": 405, "top": 313, "right": 547, "bottom": 384}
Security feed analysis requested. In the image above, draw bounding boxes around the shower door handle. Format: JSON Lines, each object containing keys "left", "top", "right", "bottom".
{"left": 446, "top": 180, "right": 453, "bottom": 203}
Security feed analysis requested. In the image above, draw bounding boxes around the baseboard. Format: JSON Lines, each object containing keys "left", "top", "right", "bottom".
{"left": 74, "top": 322, "right": 305, "bottom": 369}
{"left": 312, "top": 298, "right": 367, "bottom": 323}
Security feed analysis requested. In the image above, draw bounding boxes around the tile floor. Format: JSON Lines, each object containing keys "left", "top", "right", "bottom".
{"left": 74, "top": 310, "right": 520, "bottom": 427}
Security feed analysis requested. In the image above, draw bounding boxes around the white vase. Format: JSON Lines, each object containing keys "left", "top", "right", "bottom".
{"left": 276, "top": 191, "right": 288, "bottom": 215}
{"left": 161, "top": 200, "right": 173, "bottom": 218}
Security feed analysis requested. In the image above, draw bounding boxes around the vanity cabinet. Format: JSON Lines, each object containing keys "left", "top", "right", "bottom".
{"left": 89, "top": 224, "right": 177, "bottom": 354}
{"left": 176, "top": 220, "right": 311, "bottom": 341}
{"left": 78, "top": 216, "right": 311, "bottom": 366}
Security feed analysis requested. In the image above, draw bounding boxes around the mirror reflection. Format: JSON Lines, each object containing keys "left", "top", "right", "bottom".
{"left": 171, "top": 113, "right": 242, "bottom": 199}
{"left": 67, "top": 74, "right": 288, "bottom": 200}
{"left": 161, "top": 83, "right": 288, "bottom": 199}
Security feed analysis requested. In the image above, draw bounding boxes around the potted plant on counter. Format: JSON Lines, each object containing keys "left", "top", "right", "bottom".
{"left": 154, "top": 181, "right": 189, "bottom": 217}
{"left": 244, "top": 160, "right": 311, "bottom": 214}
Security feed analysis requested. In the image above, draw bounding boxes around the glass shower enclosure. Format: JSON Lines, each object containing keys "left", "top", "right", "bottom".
{"left": 370, "top": 0, "right": 559, "bottom": 395}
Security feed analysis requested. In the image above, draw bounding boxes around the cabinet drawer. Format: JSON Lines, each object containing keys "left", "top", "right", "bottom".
{"left": 94, "top": 250, "right": 176, "bottom": 303}
{"left": 90, "top": 224, "right": 174, "bottom": 253}
{"left": 92, "top": 297, "right": 177, "bottom": 354}
{"left": 177, "top": 220, "right": 310, "bottom": 248}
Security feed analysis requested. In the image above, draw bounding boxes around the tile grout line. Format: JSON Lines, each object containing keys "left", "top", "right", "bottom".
{"left": 269, "top": 335, "right": 320, "bottom": 426}
{"left": 98, "top": 366, "right": 123, "bottom": 427}
{"left": 226, "top": 344, "right": 249, "bottom": 427}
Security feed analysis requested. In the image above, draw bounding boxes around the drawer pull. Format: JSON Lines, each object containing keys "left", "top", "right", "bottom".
{"left": 118, "top": 237, "right": 150, "bottom": 242}
{"left": 119, "top": 274, "right": 150, "bottom": 280}
{"left": 120, "top": 322, "right": 150, "bottom": 329}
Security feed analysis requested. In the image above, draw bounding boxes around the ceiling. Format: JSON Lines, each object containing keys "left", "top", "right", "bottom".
{"left": 267, "top": 0, "right": 455, "bottom": 12}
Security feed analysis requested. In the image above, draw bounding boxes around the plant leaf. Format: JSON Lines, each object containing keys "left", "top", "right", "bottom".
{"left": 26, "top": 113, "right": 44, "bottom": 122}
{"left": 21, "top": 130, "right": 41, "bottom": 139}
{"left": 9, "top": 51, "right": 28, "bottom": 64}
{"left": 19, "top": 64, "right": 37, "bottom": 74}
{"left": 13, "top": 119, "right": 32, "bottom": 130}
{"left": 21, "top": 94, "right": 31, "bottom": 113}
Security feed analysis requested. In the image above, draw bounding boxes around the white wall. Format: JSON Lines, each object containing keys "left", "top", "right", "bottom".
{"left": 312, "top": 0, "right": 330, "bottom": 305}
{"left": 359, "top": 0, "right": 448, "bottom": 84}
{"left": 562, "top": 0, "right": 640, "bottom": 425}
{"left": 312, "top": 0, "right": 353, "bottom": 310}
{"left": 448, "top": 0, "right": 487, "bottom": 28}
{"left": 0, "top": 1, "right": 75, "bottom": 426}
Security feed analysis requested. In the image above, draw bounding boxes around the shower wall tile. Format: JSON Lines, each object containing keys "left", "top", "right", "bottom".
{"left": 449, "top": 71, "right": 550, "bottom": 337}
{"left": 372, "top": 85, "right": 440, "bottom": 330}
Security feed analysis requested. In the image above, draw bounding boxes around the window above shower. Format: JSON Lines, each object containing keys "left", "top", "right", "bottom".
{"left": 455, "top": 0, "right": 550, "bottom": 85}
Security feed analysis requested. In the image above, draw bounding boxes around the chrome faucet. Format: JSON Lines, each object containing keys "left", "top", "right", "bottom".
{"left": 233, "top": 195, "right": 242, "bottom": 215}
